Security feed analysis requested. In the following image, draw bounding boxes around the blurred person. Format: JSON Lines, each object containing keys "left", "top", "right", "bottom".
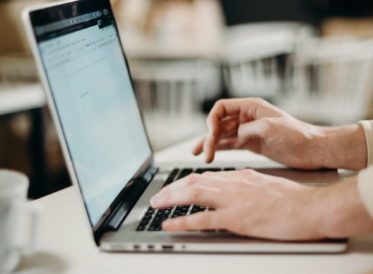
{"left": 150, "top": 98, "right": 373, "bottom": 240}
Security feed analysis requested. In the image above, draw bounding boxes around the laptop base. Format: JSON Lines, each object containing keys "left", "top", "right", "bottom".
{"left": 101, "top": 231, "right": 348, "bottom": 253}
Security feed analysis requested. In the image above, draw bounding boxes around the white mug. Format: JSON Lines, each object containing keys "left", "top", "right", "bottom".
{"left": 0, "top": 170, "right": 42, "bottom": 274}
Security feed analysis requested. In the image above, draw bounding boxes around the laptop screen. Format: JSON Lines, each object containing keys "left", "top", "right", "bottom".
{"left": 30, "top": 0, "right": 151, "bottom": 226}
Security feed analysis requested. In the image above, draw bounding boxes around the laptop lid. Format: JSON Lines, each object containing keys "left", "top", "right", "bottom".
{"left": 24, "top": 0, "right": 155, "bottom": 241}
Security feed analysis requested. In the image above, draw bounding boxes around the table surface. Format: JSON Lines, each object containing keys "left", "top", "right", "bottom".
{"left": 18, "top": 137, "right": 373, "bottom": 274}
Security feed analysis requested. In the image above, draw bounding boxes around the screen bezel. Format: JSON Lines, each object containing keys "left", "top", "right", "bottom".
{"left": 24, "top": 0, "right": 154, "bottom": 235}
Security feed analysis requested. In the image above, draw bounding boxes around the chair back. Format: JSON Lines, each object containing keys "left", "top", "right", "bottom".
{"left": 288, "top": 37, "right": 373, "bottom": 124}
{"left": 222, "top": 22, "right": 314, "bottom": 101}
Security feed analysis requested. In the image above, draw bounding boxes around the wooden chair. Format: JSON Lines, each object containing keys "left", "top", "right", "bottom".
{"left": 279, "top": 37, "right": 373, "bottom": 125}
{"left": 129, "top": 58, "right": 220, "bottom": 149}
{"left": 221, "top": 22, "right": 314, "bottom": 101}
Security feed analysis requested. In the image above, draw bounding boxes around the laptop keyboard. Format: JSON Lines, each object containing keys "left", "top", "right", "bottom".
{"left": 136, "top": 167, "right": 235, "bottom": 232}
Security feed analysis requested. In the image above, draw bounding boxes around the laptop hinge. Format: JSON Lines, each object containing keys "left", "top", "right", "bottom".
{"left": 102, "top": 165, "right": 159, "bottom": 232}
{"left": 142, "top": 165, "right": 158, "bottom": 183}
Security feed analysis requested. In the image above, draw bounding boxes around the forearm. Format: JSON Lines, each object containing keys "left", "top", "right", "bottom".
{"left": 308, "top": 176, "right": 373, "bottom": 238}
{"left": 316, "top": 124, "right": 367, "bottom": 170}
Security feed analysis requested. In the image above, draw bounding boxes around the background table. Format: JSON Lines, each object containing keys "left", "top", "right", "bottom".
{"left": 18, "top": 137, "right": 373, "bottom": 274}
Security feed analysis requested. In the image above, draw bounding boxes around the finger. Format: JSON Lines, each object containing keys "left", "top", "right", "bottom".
{"left": 173, "top": 172, "right": 244, "bottom": 194}
{"left": 150, "top": 184, "right": 223, "bottom": 209}
{"left": 172, "top": 171, "right": 245, "bottom": 193}
{"left": 192, "top": 137, "right": 205, "bottom": 156}
{"left": 220, "top": 116, "right": 239, "bottom": 137}
{"left": 215, "top": 137, "right": 241, "bottom": 150}
{"left": 204, "top": 100, "right": 243, "bottom": 163}
{"left": 203, "top": 99, "right": 283, "bottom": 162}
{"left": 216, "top": 168, "right": 257, "bottom": 181}
{"left": 203, "top": 132, "right": 216, "bottom": 163}
{"left": 162, "top": 211, "right": 223, "bottom": 231}
{"left": 195, "top": 117, "right": 238, "bottom": 156}
{"left": 164, "top": 173, "right": 222, "bottom": 190}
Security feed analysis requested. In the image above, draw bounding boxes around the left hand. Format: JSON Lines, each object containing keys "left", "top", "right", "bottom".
{"left": 150, "top": 169, "right": 323, "bottom": 241}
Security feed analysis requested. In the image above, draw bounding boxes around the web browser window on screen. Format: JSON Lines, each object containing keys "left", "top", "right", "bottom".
{"left": 34, "top": 7, "right": 151, "bottom": 225}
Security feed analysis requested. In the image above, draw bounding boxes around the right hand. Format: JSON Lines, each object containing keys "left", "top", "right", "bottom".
{"left": 194, "top": 98, "right": 366, "bottom": 170}
{"left": 151, "top": 169, "right": 373, "bottom": 239}
{"left": 151, "top": 169, "right": 323, "bottom": 240}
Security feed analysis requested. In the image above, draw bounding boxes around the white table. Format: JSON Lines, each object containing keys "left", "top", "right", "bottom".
{"left": 19, "top": 138, "right": 373, "bottom": 274}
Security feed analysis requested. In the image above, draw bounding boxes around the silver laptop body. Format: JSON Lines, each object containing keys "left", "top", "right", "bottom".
{"left": 23, "top": 0, "right": 347, "bottom": 253}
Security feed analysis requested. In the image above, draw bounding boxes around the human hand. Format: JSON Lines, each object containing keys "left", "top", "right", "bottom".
{"left": 150, "top": 169, "right": 322, "bottom": 240}
{"left": 150, "top": 169, "right": 373, "bottom": 240}
{"left": 194, "top": 98, "right": 367, "bottom": 170}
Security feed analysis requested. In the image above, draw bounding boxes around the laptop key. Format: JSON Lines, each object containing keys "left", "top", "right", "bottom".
{"left": 204, "top": 168, "right": 221, "bottom": 172}
{"left": 136, "top": 225, "right": 146, "bottom": 231}
{"left": 194, "top": 169, "right": 205, "bottom": 174}
{"left": 163, "top": 168, "right": 180, "bottom": 186}
{"left": 172, "top": 205, "right": 190, "bottom": 217}
{"left": 148, "top": 225, "right": 162, "bottom": 231}
{"left": 136, "top": 218, "right": 151, "bottom": 231}
{"left": 195, "top": 168, "right": 221, "bottom": 174}
{"left": 145, "top": 207, "right": 173, "bottom": 231}
{"left": 177, "top": 168, "right": 193, "bottom": 179}
{"left": 137, "top": 168, "right": 222, "bottom": 232}
{"left": 191, "top": 205, "right": 206, "bottom": 213}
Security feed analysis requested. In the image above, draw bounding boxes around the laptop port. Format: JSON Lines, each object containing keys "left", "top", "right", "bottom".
{"left": 162, "top": 244, "right": 174, "bottom": 250}
{"left": 148, "top": 244, "right": 155, "bottom": 249}
{"left": 133, "top": 244, "right": 140, "bottom": 250}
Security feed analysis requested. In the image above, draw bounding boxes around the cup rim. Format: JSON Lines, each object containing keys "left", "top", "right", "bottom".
{"left": 0, "top": 169, "right": 28, "bottom": 198}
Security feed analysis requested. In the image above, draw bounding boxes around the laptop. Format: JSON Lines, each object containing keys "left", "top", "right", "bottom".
{"left": 23, "top": 0, "right": 347, "bottom": 253}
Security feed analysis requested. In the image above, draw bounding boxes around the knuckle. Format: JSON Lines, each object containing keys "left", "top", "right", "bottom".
{"left": 210, "top": 100, "right": 225, "bottom": 114}
{"left": 190, "top": 187, "right": 201, "bottom": 199}
{"left": 160, "top": 189, "right": 171, "bottom": 201}
{"left": 247, "top": 97, "right": 266, "bottom": 106}
{"left": 253, "top": 97, "right": 266, "bottom": 104}
{"left": 204, "top": 171, "right": 214, "bottom": 176}
{"left": 215, "top": 99, "right": 226, "bottom": 107}
{"left": 184, "top": 178, "right": 194, "bottom": 187}
{"left": 261, "top": 117, "right": 273, "bottom": 125}
{"left": 185, "top": 174, "right": 198, "bottom": 186}
{"left": 189, "top": 173, "right": 199, "bottom": 181}
{"left": 241, "top": 168, "right": 254, "bottom": 175}
{"left": 207, "top": 113, "right": 214, "bottom": 122}
{"left": 210, "top": 100, "right": 222, "bottom": 114}
{"left": 213, "top": 99, "right": 229, "bottom": 111}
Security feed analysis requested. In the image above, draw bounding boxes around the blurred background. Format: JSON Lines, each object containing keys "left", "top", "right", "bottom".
{"left": 1, "top": 0, "right": 373, "bottom": 199}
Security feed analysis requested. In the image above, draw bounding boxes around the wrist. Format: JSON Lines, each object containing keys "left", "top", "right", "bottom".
{"left": 316, "top": 124, "right": 367, "bottom": 170}
{"left": 311, "top": 177, "right": 373, "bottom": 238}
